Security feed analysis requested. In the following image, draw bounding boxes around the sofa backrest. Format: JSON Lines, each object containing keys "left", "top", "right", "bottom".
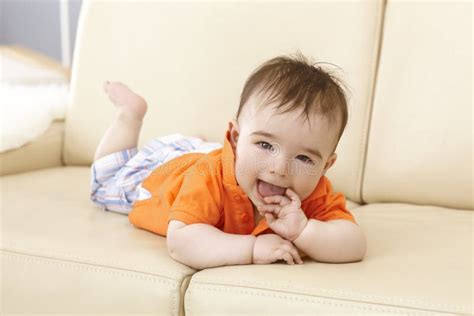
{"left": 64, "top": 0, "right": 384, "bottom": 203}
{"left": 362, "top": 1, "right": 472, "bottom": 210}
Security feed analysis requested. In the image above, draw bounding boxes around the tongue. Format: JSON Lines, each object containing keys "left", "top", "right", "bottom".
{"left": 258, "top": 180, "right": 286, "bottom": 197}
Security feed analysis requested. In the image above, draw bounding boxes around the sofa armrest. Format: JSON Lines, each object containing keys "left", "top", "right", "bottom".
{"left": 0, "top": 120, "right": 65, "bottom": 176}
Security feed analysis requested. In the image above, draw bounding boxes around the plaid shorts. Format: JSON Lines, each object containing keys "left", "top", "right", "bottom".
{"left": 90, "top": 133, "right": 222, "bottom": 214}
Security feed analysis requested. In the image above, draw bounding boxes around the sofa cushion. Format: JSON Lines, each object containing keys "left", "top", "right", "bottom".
{"left": 0, "top": 166, "right": 362, "bottom": 314}
{"left": 65, "top": 0, "right": 385, "bottom": 203}
{"left": 0, "top": 167, "right": 194, "bottom": 314}
{"left": 185, "top": 204, "right": 472, "bottom": 315}
{"left": 363, "top": 1, "right": 472, "bottom": 209}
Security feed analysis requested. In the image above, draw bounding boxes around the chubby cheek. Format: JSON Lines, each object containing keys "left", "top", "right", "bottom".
{"left": 292, "top": 162, "right": 325, "bottom": 200}
{"left": 234, "top": 154, "right": 258, "bottom": 187}
{"left": 296, "top": 177, "right": 321, "bottom": 201}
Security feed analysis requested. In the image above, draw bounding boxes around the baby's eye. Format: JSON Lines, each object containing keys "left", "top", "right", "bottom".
{"left": 297, "top": 155, "right": 313, "bottom": 164}
{"left": 257, "top": 141, "right": 273, "bottom": 151}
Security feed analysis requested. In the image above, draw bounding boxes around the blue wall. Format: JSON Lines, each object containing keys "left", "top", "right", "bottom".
{"left": 0, "top": 0, "right": 82, "bottom": 64}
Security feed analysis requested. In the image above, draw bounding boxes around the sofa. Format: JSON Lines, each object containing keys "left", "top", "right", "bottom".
{"left": 1, "top": 0, "right": 472, "bottom": 314}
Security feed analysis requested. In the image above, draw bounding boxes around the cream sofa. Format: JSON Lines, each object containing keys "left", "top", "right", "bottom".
{"left": 1, "top": 1, "right": 472, "bottom": 315}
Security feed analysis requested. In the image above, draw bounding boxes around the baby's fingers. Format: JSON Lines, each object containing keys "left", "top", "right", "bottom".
{"left": 281, "top": 252, "right": 295, "bottom": 265}
{"left": 285, "top": 188, "right": 302, "bottom": 208}
{"left": 288, "top": 246, "right": 303, "bottom": 264}
{"left": 258, "top": 204, "right": 281, "bottom": 216}
{"left": 264, "top": 195, "right": 291, "bottom": 206}
{"left": 284, "top": 243, "right": 303, "bottom": 264}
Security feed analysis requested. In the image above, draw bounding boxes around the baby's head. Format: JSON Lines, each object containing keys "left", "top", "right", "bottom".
{"left": 227, "top": 52, "right": 348, "bottom": 207}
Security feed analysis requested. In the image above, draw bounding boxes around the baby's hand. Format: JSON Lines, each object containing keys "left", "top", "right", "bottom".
{"left": 257, "top": 188, "right": 308, "bottom": 242}
{"left": 252, "top": 234, "right": 303, "bottom": 265}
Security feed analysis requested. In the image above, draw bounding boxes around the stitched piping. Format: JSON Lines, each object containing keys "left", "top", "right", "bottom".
{"left": 2, "top": 251, "right": 176, "bottom": 286}
{"left": 1, "top": 246, "right": 183, "bottom": 282}
{"left": 187, "top": 284, "right": 442, "bottom": 315}
{"left": 188, "top": 283, "right": 468, "bottom": 315}
{"left": 189, "top": 277, "right": 468, "bottom": 313}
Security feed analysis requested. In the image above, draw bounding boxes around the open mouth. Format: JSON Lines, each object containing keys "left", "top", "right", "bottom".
{"left": 257, "top": 179, "right": 286, "bottom": 198}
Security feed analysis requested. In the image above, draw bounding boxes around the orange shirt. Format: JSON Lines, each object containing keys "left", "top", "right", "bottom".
{"left": 128, "top": 131, "right": 356, "bottom": 236}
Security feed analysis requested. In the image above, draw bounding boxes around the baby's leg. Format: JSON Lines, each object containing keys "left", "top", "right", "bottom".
{"left": 93, "top": 81, "right": 148, "bottom": 161}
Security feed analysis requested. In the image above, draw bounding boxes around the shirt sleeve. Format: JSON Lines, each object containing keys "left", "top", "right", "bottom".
{"left": 308, "top": 178, "right": 357, "bottom": 224}
{"left": 168, "top": 161, "right": 223, "bottom": 227}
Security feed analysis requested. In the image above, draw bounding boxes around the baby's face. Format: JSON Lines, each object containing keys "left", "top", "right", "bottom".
{"left": 228, "top": 92, "right": 340, "bottom": 208}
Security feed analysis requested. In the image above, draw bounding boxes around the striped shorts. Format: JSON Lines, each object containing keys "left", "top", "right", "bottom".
{"left": 90, "top": 133, "right": 222, "bottom": 214}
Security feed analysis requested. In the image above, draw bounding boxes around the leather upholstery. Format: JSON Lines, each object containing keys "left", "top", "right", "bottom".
{"left": 363, "top": 1, "right": 473, "bottom": 210}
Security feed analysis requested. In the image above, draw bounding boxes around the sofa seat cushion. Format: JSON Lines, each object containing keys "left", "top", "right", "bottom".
{"left": 184, "top": 204, "right": 472, "bottom": 315}
{"left": 1, "top": 167, "right": 194, "bottom": 314}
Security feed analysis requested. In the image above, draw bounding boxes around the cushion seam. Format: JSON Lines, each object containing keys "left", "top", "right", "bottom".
{"left": 357, "top": 0, "right": 388, "bottom": 204}
{"left": 189, "top": 278, "right": 467, "bottom": 313}
{"left": 187, "top": 283, "right": 465, "bottom": 315}
{"left": 2, "top": 242, "right": 188, "bottom": 279}
{"left": 2, "top": 249, "right": 179, "bottom": 285}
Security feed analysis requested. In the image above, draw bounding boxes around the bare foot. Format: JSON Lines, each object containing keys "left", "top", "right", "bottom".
{"left": 103, "top": 81, "right": 148, "bottom": 121}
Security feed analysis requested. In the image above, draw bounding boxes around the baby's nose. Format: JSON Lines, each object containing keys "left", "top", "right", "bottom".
{"left": 269, "top": 157, "right": 290, "bottom": 177}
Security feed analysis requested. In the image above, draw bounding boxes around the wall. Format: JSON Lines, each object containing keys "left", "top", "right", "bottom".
{"left": 0, "top": 0, "right": 82, "bottom": 65}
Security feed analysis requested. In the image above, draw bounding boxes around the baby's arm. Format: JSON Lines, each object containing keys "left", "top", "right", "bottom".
{"left": 293, "top": 219, "right": 366, "bottom": 263}
{"left": 258, "top": 188, "right": 364, "bottom": 262}
{"left": 167, "top": 220, "right": 256, "bottom": 270}
{"left": 167, "top": 220, "right": 303, "bottom": 269}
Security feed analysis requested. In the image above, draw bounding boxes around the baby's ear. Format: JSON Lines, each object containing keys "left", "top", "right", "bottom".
{"left": 227, "top": 119, "right": 240, "bottom": 146}
{"left": 322, "top": 153, "right": 337, "bottom": 174}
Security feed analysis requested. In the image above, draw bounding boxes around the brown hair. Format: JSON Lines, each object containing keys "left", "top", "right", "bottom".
{"left": 236, "top": 51, "right": 349, "bottom": 151}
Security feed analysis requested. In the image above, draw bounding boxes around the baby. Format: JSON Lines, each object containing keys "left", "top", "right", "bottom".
{"left": 91, "top": 53, "right": 366, "bottom": 270}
